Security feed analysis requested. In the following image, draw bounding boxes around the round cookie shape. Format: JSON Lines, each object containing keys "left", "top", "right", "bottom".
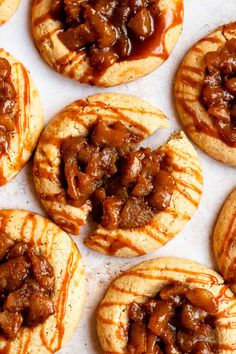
{"left": 33, "top": 93, "right": 203, "bottom": 257}
{"left": 213, "top": 188, "right": 236, "bottom": 295}
{"left": 0, "top": 0, "right": 21, "bottom": 25}
{"left": 0, "top": 49, "right": 44, "bottom": 185}
{"left": 175, "top": 22, "right": 236, "bottom": 166}
{"left": 31, "top": 0, "right": 183, "bottom": 87}
{"left": 97, "top": 257, "right": 236, "bottom": 353}
{"left": 0, "top": 209, "right": 85, "bottom": 353}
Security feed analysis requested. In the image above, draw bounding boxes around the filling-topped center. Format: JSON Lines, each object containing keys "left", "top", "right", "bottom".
{"left": 0, "top": 58, "right": 16, "bottom": 157}
{"left": 127, "top": 282, "right": 218, "bottom": 354}
{"left": 0, "top": 235, "right": 55, "bottom": 340}
{"left": 60, "top": 119, "right": 175, "bottom": 230}
{"left": 51, "top": 0, "right": 160, "bottom": 70}
{"left": 202, "top": 38, "right": 236, "bottom": 146}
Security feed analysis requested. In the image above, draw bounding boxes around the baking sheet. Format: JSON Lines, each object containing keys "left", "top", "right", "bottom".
{"left": 0, "top": 0, "right": 236, "bottom": 352}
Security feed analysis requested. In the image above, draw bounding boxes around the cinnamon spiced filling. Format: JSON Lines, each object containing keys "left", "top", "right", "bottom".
{"left": 127, "top": 282, "right": 218, "bottom": 354}
{"left": 202, "top": 38, "right": 236, "bottom": 146}
{"left": 0, "top": 235, "right": 55, "bottom": 340}
{"left": 0, "top": 58, "right": 16, "bottom": 156}
{"left": 51, "top": 0, "right": 160, "bottom": 70}
{"left": 60, "top": 119, "right": 175, "bottom": 230}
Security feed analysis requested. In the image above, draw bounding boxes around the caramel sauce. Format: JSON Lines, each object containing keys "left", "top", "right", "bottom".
{"left": 89, "top": 232, "right": 145, "bottom": 256}
{"left": 171, "top": 162, "right": 203, "bottom": 184}
{"left": 0, "top": 211, "right": 80, "bottom": 352}
{"left": 111, "top": 284, "right": 151, "bottom": 298}
{"left": 99, "top": 301, "right": 129, "bottom": 309}
{"left": 0, "top": 342, "right": 11, "bottom": 354}
{"left": 18, "top": 332, "right": 31, "bottom": 354}
{"left": 33, "top": 12, "right": 53, "bottom": 27}
{"left": 54, "top": 0, "right": 183, "bottom": 84}
{"left": 75, "top": 100, "right": 150, "bottom": 134}
{"left": 20, "top": 213, "right": 37, "bottom": 244}
{"left": 128, "top": 2, "right": 183, "bottom": 61}
{"left": 218, "top": 209, "right": 236, "bottom": 279}
{"left": 40, "top": 245, "right": 80, "bottom": 352}
{"left": 0, "top": 61, "right": 32, "bottom": 186}
{"left": 137, "top": 227, "right": 165, "bottom": 244}
{"left": 47, "top": 208, "right": 85, "bottom": 235}
{"left": 119, "top": 267, "right": 220, "bottom": 286}
{"left": 34, "top": 98, "right": 200, "bottom": 251}
{"left": 181, "top": 65, "right": 203, "bottom": 76}
{"left": 116, "top": 324, "right": 128, "bottom": 340}
{"left": 176, "top": 96, "right": 221, "bottom": 140}
{"left": 177, "top": 37, "right": 236, "bottom": 147}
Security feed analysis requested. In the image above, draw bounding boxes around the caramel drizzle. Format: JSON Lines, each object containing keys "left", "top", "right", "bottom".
{"left": 98, "top": 271, "right": 236, "bottom": 349}
{"left": 110, "top": 284, "right": 152, "bottom": 298}
{"left": 0, "top": 61, "right": 31, "bottom": 185}
{"left": 0, "top": 342, "right": 11, "bottom": 354}
{"left": 119, "top": 268, "right": 219, "bottom": 285}
{"left": 128, "top": 0, "right": 183, "bottom": 61}
{"left": 34, "top": 99, "right": 164, "bottom": 236}
{"left": 18, "top": 331, "right": 31, "bottom": 354}
{"left": 40, "top": 244, "right": 81, "bottom": 352}
{"left": 88, "top": 146, "right": 202, "bottom": 255}
{"left": 218, "top": 209, "right": 236, "bottom": 279}
{"left": 0, "top": 211, "right": 81, "bottom": 352}
{"left": 32, "top": 1, "right": 183, "bottom": 83}
{"left": 176, "top": 35, "right": 236, "bottom": 147}
{"left": 88, "top": 233, "right": 145, "bottom": 256}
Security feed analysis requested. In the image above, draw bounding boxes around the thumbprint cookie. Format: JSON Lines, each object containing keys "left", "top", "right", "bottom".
{"left": 213, "top": 188, "right": 236, "bottom": 295}
{"left": 33, "top": 93, "right": 203, "bottom": 257}
{"left": 0, "top": 0, "right": 21, "bottom": 25}
{"left": 32, "top": 0, "right": 183, "bottom": 87}
{"left": 175, "top": 22, "right": 236, "bottom": 166}
{"left": 0, "top": 209, "right": 85, "bottom": 353}
{"left": 0, "top": 49, "right": 44, "bottom": 185}
{"left": 97, "top": 257, "right": 236, "bottom": 353}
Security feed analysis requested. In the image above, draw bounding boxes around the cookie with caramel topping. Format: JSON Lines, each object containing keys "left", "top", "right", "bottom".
{"left": 97, "top": 258, "right": 236, "bottom": 353}
{"left": 31, "top": 0, "right": 183, "bottom": 87}
{"left": 33, "top": 93, "right": 203, "bottom": 257}
{"left": 0, "top": 209, "right": 85, "bottom": 353}
{"left": 0, "top": 0, "right": 21, "bottom": 25}
{"left": 213, "top": 188, "right": 236, "bottom": 295}
{"left": 175, "top": 22, "right": 236, "bottom": 166}
{"left": 0, "top": 49, "right": 44, "bottom": 185}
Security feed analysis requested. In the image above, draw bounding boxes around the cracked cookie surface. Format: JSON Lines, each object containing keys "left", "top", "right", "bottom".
{"left": 33, "top": 93, "right": 203, "bottom": 257}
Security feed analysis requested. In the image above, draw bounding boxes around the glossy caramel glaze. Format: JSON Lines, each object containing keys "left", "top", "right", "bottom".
{"left": 175, "top": 22, "right": 236, "bottom": 166}
{"left": 213, "top": 188, "right": 236, "bottom": 296}
{"left": 97, "top": 258, "right": 236, "bottom": 353}
{"left": 32, "top": 0, "right": 183, "bottom": 86}
{"left": 33, "top": 93, "right": 202, "bottom": 257}
{"left": 0, "top": 49, "right": 43, "bottom": 185}
{"left": 0, "top": 210, "right": 85, "bottom": 353}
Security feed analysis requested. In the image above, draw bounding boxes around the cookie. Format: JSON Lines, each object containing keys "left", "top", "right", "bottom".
{"left": 213, "top": 188, "right": 236, "bottom": 294}
{"left": 175, "top": 22, "right": 236, "bottom": 166}
{"left": 0, "top": 49, "right": 44, "bottom": 185}
{"left": 32, "top": 0, "right": 183, "bottom": 87}
{"left": 33, "top": 93, "right": 203, "bottom": 257}
{"left": 97, "top": 257, "right": 236, "bottom": 353}
{"left": 0, "top": 209, "right": 85, "bottom": 353}
{"left": 0, "top": 0, "right": 21, "bottom": 25}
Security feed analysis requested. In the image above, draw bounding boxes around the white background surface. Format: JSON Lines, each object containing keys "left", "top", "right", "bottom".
{"left": 0, "top": 0, "right": 236, "bottom": 352}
